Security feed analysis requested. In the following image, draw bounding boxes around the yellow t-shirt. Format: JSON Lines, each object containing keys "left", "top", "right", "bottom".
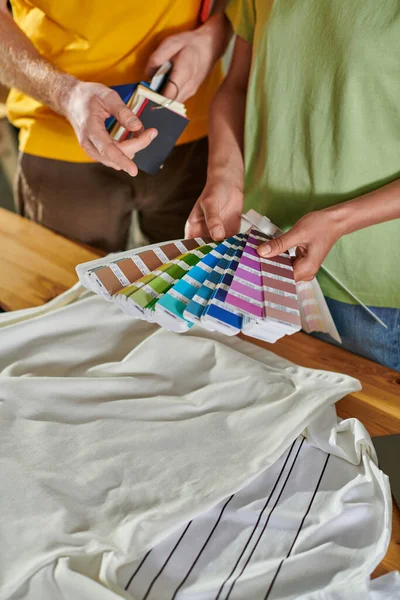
{"left": 7, "top": 0, "right": 222, "bottom": 162}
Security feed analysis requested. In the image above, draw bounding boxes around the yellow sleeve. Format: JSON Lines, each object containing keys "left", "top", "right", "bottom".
{"left": 225, "top": 0, "right": 256, "bottom": 44}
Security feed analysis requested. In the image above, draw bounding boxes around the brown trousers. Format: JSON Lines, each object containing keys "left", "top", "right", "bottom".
{"left": 15, "top": 137, "right": 208, "bottom": 253}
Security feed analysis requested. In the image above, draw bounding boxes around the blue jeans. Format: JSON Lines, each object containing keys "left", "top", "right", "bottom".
{"left": 311, "top": 298, "right": 400, "bottom": 372}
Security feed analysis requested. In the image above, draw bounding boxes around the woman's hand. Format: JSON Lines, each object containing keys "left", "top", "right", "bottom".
{"left": 146, "top": 14, "right": 232, "bottom": 103}
{"left": 185, "top": 177, "right": 243, "bottom": 240}
{"left": 257, "top": 209, "right": 344, "bottom": 281}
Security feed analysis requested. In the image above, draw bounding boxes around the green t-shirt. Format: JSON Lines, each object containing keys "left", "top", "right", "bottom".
{"left": 226, "top": 0, "right": 400, "bottom": 307}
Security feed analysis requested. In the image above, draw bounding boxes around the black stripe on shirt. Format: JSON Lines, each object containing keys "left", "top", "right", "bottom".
{"left": 142, "top": 521, "right": 192, "bottom": 600}
{"left": 215, "top": 437, "right": 299, "bottom": 600}
{"left": 225, "top": 437, "right": 306, "bottom": 600}
{"left": 264, "top": 453, "right": 331, "bottom": 600}
{"left": 125, "top": 550, "right": 152, "bottom": 591}
{"left": 171, "top": 494, "right": 235, "bottom": 599}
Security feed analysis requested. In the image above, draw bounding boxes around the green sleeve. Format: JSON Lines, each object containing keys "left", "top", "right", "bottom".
{"left": 225, "top": 0, "right": 256, "bottom": 44}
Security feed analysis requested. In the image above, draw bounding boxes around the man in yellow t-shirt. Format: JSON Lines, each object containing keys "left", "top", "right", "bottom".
{"left": 0, "top": 1, "right": 230, "bottom": 252}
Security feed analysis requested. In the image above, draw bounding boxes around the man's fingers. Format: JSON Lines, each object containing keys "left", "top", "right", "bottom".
{"left": 118, "top": 128, "right": 158, "bottom": 158}
{"left": 105, "top": 92, "right": 143, "bottom": 133}
{"left": 164, "top": 53, "right": 198, "bottom": 102}
{"left": 162, "top": 60, "right": 189, "bottom": 102}
{"left": 257, "top": 230, "right": 298, "bottom": 258}
{"left": 81, "top": 138, "right": 122, "bottom": 170}
{"left": 88, "top": 123, "right": 139, "bottom": 176}
{"left": 162, "top": 79, "right": 185, "bottom": 102}
{"left": 145, "top": 37, "right": 183, "bottom": 77}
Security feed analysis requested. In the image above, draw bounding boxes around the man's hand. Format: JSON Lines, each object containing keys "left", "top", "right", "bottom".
{"left": 146, "top": 14, "right": 231, "bottom": 103}
{"left": 0, "top": 7, "right": 159, "bottom": 175}
{"left": 257, "top": 210, "right": 344, "bottom": 281}
{"left": 64, "top": 81, "right": 158, "bottom": 176}
{"left": 185, "top": 178, "right": 243, "bottom": 240}
{"left": 146, "top": 31, "right": 214, "bottom": 102}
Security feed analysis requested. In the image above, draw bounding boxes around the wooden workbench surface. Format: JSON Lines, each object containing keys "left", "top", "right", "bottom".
{"left": 0, "top": 207, "right": 103, "bottom": 311}
{"left": 0, "top": 207, "right": 398, "bottom": 577}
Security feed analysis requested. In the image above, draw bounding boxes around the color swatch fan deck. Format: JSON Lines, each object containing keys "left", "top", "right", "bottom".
{"left": 77, "top": 226, "right": 304, "bottom": 344}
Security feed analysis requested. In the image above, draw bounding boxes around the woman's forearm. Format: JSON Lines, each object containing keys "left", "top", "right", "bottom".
{"left": 184, "top": 36, "right": 252, "bottom": 240}
{"left": 206, "top": 35, "right": 252, "bottom": 190}
{"left": 326, "top": 178, "right": 400, "bottom": 236}
{"left": 206, "top": 79, "right": 246, "bottom": 189}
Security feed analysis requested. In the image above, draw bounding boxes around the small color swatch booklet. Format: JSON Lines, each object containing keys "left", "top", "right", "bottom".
{"left": 106, "top": 62, "right": 188, "bottom": 175}
{"left": 76, "top": 211, "right": 341, "bottom": 344}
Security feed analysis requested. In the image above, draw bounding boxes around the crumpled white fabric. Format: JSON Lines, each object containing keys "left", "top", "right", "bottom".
{"left": 0, "top": 284, "right": 392, "bottom": 599}
{"left": 303, "top": 571, "right": 400, "bottom": 600}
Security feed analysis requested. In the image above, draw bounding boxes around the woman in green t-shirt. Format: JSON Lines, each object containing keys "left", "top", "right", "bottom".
{"left": 185, "top": 0, "right": 400, "bottom": 371}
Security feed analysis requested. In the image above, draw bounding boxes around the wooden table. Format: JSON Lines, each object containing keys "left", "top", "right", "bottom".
{"left": 0, "top": 208, "right": 399, "bottom": 577}
{"left": 0, "top": 207, "right": 103, "bottom": 311}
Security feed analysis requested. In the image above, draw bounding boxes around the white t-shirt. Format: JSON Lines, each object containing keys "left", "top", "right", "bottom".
{"left": 0, "top": 284, "right": 394, "bottom": 599}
